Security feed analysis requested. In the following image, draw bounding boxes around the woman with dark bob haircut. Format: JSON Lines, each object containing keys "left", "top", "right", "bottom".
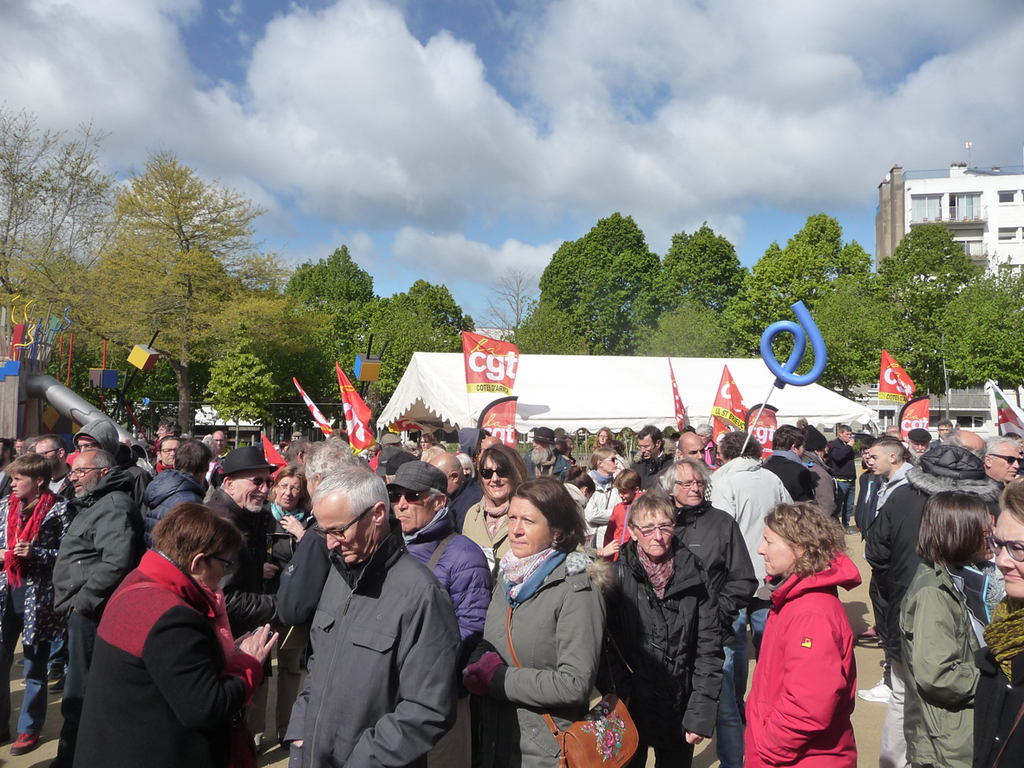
{"left": 464, "top": 477, "right": 610, "bottom": 768}
{"left": 462, "top": 444, "right": 529, "bottom": 575}
{"left": 746, "top": 503, "right": 860, "bottom": 768}
{"left": 901, "top": 491, "right": 996, "bottom": 768}
{"left": 75, "top": 504, "right": 278, "bottom": 768}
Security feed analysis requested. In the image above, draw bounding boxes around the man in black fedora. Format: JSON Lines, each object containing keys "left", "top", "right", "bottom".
{"left": 524, "top": 427, "right": 571, "bottom": 480}
{"left": 205, "top": 446, "right": 278, "bottom": 637}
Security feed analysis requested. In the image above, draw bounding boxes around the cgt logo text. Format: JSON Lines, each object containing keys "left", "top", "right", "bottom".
{"left": 467, "top": 350, "right": 519, "bottom": 383}
{"left": 901, "top": 417, "right": 929, "bottom": 432}
{"left": 753, "top": 424, "right": 776, "bottom": 446}
{"left": 883, "top": 368, "right": 914, "bottom": 396}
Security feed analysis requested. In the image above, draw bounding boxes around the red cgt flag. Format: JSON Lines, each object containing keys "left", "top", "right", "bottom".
{"left": 745, "top": 404, "right": 778, "bottom": 461}
{"left": 711, "top": 365, "right": 747, "bottom": 437}
{"left": 899, "top": 396, "right": 931, "bottom": 440}
{"left": 463, "top": 332, "right": 520, "bottom": 395}
{"left": 879, "top": 350, "right": 916, "bottom": 405}
{"left": 479, "top": 397, "right": 518, "bottom": 448}
{"left": 261, "top": 433, "right": 287, "bottom": 468}
{"left": 336, "top": 363, "right": 376, "bottom": 452}
{"left": 293, "top": 377, "right": 334, "bottom": 437}
{"left": 668, "top": 359, "right": 687, "bottom": 431}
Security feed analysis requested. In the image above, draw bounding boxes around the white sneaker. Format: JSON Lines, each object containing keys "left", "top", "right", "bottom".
{"left": 857, "top": 678, "right": 891, "bottom": 703}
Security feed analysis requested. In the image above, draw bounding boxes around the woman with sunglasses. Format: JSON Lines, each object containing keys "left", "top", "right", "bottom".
{"left": 463, "top": 445, "right": 528, "bottom": 576}
{"left": 605, "top": 491, "right": 723, "bottom": 768}
{"left": 975, "top": 481, "right": 1024, "bottom": 768}
{"left": 75, "top": 503, "right": 278, "bottom": 768}
{"left": 901, "top": 491, "right": 998, "bottom": 768}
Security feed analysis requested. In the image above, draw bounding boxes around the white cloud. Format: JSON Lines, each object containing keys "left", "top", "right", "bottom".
{"left": 2, "top": 0, "right": 1024, "bottom": 284}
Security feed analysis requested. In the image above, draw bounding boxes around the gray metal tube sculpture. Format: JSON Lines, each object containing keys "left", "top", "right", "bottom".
{"left": 25, "top": 374, "right": 133, "bottom": 443}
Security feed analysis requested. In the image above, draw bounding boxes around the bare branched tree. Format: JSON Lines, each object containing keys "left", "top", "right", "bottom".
{"left": 483, "top": 268, "right": 537, "bottom": 336}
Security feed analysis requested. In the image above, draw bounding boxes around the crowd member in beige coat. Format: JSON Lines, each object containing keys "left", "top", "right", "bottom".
{"left": 462, "top": 445, "right": 528, "bottom": 578}
{"left": 464, "top": 477, "right": 610, "bottom": 768}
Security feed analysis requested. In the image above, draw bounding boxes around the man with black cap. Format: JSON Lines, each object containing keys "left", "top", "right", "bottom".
{"left": 372, "top": 432, "right": 403, "bottom": 476}
{"left": 388, "top": 462, "right": 490, "bottom": 768}
{"left": 906, "top": 428, "right": 932, "bottom": 460}
{"left": 205, "top": 446, "right": 278, "bottom": 637}
{"left": 524, "top": 427, "right": 571, "bottom": 479}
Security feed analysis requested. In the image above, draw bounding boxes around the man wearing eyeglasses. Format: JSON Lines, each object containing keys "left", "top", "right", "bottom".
{"left": 51, "top": 449, "right": 144, "bottom": 768}
{"left": 33, "top": 435, "right": 75, "bottom": 500}
{"left": 286, "top": 467, "right": 460, "bottom": 768}
{"left": 206, "top": 446, "right": 278, "bottom": 639}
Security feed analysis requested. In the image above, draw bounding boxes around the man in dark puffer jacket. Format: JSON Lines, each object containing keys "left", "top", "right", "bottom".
{"left": 141, "top": 440, "right": 210, "bottom": 547}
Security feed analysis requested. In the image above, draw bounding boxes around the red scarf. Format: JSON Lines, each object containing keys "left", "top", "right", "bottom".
{"left": 5, "top": 490, "right": 58, "bottom": 587}
{"left": 154, "top": 461, "right": 172, "bottom": 474}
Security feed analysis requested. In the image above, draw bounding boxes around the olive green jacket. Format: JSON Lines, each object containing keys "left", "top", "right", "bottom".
{"left": 900, "top": 561, "right": 981, "bottom": 768}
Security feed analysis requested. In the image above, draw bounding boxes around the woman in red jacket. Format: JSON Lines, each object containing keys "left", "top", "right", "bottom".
{"left": 746, "top": 502, "right": 860, "bottom": 768}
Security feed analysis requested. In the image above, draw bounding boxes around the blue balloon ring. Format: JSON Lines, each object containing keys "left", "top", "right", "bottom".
{"left": 759, "top": 301, "right": 828, "bottom": 389}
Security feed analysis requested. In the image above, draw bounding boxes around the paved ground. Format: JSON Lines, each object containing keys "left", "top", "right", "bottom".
{"left": 1, "top": 532, "right": 887, "bottom": 768}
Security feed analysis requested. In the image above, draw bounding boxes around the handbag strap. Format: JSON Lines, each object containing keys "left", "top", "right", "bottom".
{"left": 506, "top": 606, "right": 563, "bottom": 740}
{"left": 992, "top": 697, "right": 1024, "bottom": 768}
{"left": 427, "top": 532, "right": 456, "bottom": 571}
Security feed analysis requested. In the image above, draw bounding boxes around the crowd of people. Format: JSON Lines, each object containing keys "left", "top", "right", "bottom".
{"left": 0, "top": 415, "right": 1020, "bottom": 768}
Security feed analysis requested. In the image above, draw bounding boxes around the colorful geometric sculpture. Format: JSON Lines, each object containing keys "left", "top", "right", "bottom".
{"left": 128, "top": 345, "right": 159, "bottom": 371}
{"left": 88, "top": 368, "right": 120, "bottom": 388}
{"left": 354, "top": 353, "right": 381, "bottom": 382}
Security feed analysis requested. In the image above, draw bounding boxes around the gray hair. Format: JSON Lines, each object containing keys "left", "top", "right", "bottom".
{"left": 985, "top": 435, "right": 1020, "bottom": 457}
{"left": 660, "top": 456, "right": 711, "bottom": 494}
{"left": 312, "top": 466, "right": 388, "bottom": 517}
{"left": 695, "top": 423, "right": 713, "bottom": 439}
{"left": 456, "top": 452, "right": 474, "bottom": 478}
{"left": 627, "top": 490, "right": 677, "bottom": 528}
{"left": 306, "top": 439, "right": 361, "bottom": 481}
{"left": 83, "top": 450, "right": 117, "bottom": 470}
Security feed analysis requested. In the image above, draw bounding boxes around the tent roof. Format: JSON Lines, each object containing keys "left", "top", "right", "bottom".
{"left": 379, "top": 353, "right": 878, "bottom": 433}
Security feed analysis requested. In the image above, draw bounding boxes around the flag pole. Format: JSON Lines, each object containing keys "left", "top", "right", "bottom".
{"left": 739, "top": 381, "right": 777, "bottom": 456}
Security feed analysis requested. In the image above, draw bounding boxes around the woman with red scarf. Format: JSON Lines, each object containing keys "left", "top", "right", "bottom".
{"left": 0, "top": 453, "right": 72, "bottom": 755}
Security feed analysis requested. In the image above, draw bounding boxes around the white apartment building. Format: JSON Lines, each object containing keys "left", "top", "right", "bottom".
{"left": 875, "top": 162, "right": 1024, "bottom": 268}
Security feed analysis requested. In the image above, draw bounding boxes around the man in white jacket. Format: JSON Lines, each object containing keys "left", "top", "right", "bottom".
{"left": 708, "top": 430, "right": 792, "bottom": 768}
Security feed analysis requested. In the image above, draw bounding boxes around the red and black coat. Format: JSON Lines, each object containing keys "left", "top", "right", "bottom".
{"left": 75, "top": 550, "right": 263, "bottom": 768}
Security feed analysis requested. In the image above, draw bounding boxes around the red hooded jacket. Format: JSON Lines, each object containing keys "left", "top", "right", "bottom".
{"left": 745, "top": 553, "right": 861, "bottom": 768}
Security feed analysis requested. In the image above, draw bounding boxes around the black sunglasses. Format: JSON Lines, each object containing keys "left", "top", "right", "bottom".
{"left": 480, "top": 466, "right": 511, "bottom": 480}
{"left": 992, "top": 454, "right": 1023, "bottom": 465}
{"left": 388, "top": 489, "right": 429, "bottom": 504}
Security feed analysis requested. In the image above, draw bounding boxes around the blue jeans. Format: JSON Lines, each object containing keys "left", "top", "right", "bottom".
{"left": 0, "top": 597, "right": 50, "bottom": 735}
{"left": 716, "top": 602, "right": 770, "bottom": 768}
{"left": 53, "top": 611, "right": 98, "bottom": 768}
{"left": 835, "top": 480, "right": 854, "bottom": 527}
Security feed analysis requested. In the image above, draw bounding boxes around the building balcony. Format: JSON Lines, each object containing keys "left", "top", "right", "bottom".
{"left": 910, "top": 205, "right": 987, "bottom": 226}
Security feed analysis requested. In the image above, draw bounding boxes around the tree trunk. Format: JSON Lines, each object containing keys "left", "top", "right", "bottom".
{"left": 169, "top": 358, "right": 191, "bottom": 433}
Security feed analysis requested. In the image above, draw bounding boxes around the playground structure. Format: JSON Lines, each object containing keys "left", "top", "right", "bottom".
{"left": 0, "top": 299, "right": 131, "bottom": 441}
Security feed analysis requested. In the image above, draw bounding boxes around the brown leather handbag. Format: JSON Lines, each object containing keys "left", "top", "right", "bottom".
{"left": 505, "top": 607, "right": 639, "bottom": 768}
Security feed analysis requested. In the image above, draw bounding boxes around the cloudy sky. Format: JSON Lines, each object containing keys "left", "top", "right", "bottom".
{"left": 3, "top": 0, "right": 1023, "bottom": 321}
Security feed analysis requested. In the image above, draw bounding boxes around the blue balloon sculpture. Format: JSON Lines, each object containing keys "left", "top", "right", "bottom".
{"left": 759, "top": 301, "right": 828, "bottom": 389}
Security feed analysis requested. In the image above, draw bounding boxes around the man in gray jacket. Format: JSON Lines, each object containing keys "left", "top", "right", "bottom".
{"left": 50, "top": 449, "right": 144, "bottom": 768}
{"left": 286, "top": 467, "right": 460, "bottom": 768}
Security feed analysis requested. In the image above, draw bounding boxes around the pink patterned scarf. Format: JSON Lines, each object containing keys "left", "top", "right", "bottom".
{"left": 638, "top": 545, "right": 674, "bottom": 599}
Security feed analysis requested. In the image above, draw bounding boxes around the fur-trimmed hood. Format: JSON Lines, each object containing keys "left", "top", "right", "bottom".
{"left": 565, "top": 551, "right": 613, "bottom": 593}
{"left": 906, "top": 445, "right": 1001, "bottom": 502}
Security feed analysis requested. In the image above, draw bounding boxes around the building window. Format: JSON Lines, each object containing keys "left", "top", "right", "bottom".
{"left": 911, "top": 195, "right": 942, "bottom": 222}
{"left": 957, "top": 416, "right": 985, "bottom": 428}
{"left": 999, "top": 190, "right": 1017, "bottom": 204}
{"left": 999, "top": 228, "right": 1018, "bottom": 242}
{"left": 951, "top": 193, "right": 982, "bottom": 221}
{"left": 960, "top": 239, "right": 984, "bottom": 257}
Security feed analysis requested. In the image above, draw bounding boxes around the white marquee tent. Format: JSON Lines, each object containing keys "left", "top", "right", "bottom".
{"left": 379, "top": 353, "right": 878, "bottom": 434}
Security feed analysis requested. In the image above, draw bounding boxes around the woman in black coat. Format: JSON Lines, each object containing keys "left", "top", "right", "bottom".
{"left": 75, "top": 504, "right": 278, "bottom": 768}
{"left": 605, "top": 491, "right": 724, "bottom": 768}
{"left": 975, "top": 482, "right": 1024, "bottom": 768}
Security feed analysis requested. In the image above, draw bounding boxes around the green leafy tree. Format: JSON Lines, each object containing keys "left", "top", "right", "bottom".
{"left": 876, "top": 224, "right": 980, "bottom": 391}
{"left": 81, "top": 151, "right": 288, "bottom": 429}
{"left": 0, "top": 107, "right": 112, "bottom": 301}
{"left": 206, "top": 341, "right": 276, "bottom": 441}
{"left": 284, "top": 246, "right": 377, "bottom": 400}
{"left": 539, "top": 214, "right": 660, "bottom": 354}
{"left": 363, "top": 280, "right": 473, "bottom": 411}
{"left": 661, "top": 224, "right": 745, "bottom": 313}
{"left": 513, "top": 299, "right": 589, "bottom": 355}
{"left": 727, "top": 214, "right": 871, "bottom": 354}
{"left": 639, "top": 302, "right": 729, "bottom": 357}
{"left": 943, "top": 266, "right": 1024, "bottom": 388}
